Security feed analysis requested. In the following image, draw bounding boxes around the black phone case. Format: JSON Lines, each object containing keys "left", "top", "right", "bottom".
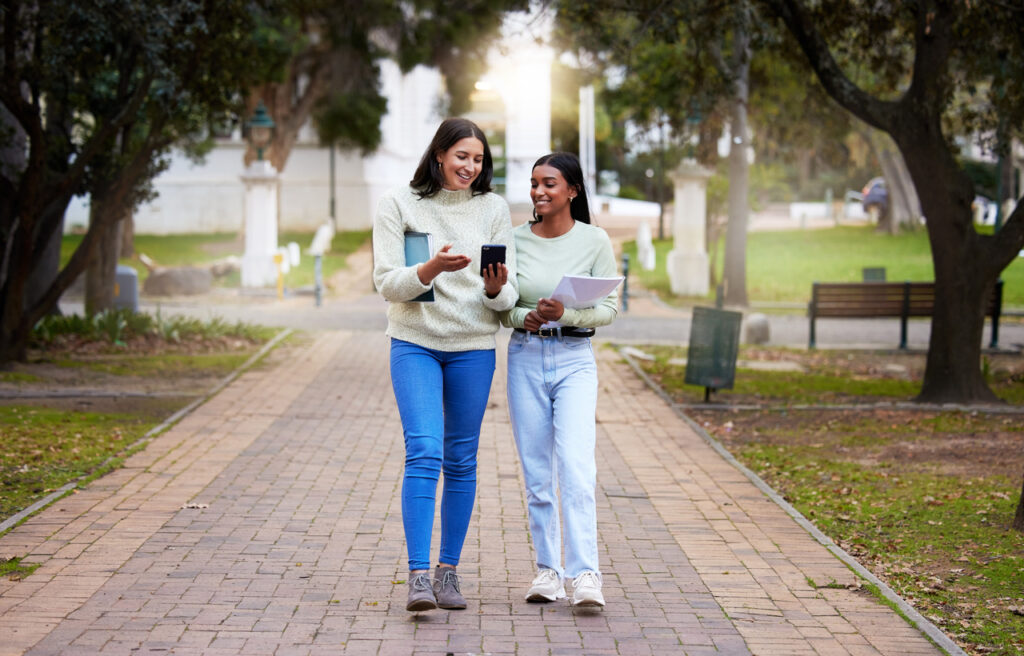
{"left": 480, "top": 244, "right": 506, "bottom": 276}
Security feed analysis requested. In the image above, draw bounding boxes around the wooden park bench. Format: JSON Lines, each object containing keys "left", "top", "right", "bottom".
{"left": 808, "top": 280, "right": 1004, "bottom": 349}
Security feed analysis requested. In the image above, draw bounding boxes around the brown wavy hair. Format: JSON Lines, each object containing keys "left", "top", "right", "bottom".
{"left": 410, "top": 118, "right": 493, "bottom": 199}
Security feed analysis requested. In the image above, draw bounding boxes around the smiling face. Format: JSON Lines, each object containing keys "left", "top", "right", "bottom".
{"left": 437, "top": 137, "right": 485, "bottom": 191}
{"left": 530, "top": 164, "right": 577, "bottom": 218}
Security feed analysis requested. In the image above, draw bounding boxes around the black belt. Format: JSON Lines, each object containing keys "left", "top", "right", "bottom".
{"left": 515, "top": 327, "right": 595, "bottom": 338}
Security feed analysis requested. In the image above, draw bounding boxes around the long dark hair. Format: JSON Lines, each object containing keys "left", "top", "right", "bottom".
{"left": 531, "top": 152, "right": 591, "bottom": 224}
{"left": 410, "top": 118, "right": 493, "bottom": 199}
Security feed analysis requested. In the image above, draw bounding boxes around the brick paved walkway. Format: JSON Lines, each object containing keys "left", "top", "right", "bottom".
{"left": 0, "top": 330, "right": 946, "bottom": 655}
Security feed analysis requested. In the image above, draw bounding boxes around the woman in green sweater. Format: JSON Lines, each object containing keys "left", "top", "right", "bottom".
{"left": 503, "top": 152, "right": 619, "bottom": 608}
{"left": 373, "top": 118, "right": 517, "bottom": 612}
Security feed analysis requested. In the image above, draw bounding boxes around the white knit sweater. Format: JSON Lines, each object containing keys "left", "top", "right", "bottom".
{"left": 372, "top": 185, "right": 517, "bottom": 351}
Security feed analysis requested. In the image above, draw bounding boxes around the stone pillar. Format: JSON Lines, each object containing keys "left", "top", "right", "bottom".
{"left": 499, "top": 45, "right": 553, "bottom": 207}
{"left": 667, "top": 160, "right": 712, "bottom": 296}
{"left": 240, "top": 160, "right": 280, "bottom": 288}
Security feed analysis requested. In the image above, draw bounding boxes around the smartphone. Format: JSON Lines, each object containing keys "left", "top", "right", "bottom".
{"left": 480, "top": 244, "right": 506, "bottom": 276}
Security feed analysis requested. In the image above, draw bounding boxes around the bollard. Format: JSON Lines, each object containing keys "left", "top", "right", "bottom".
{"left": 314, "top": 254, "right": 323, "bottom": 307}
{"left": 621, "top": 253, "right": 630, "bottom": 312}
{"left": 273, "top": 252, "right": 284, "bottom": 300}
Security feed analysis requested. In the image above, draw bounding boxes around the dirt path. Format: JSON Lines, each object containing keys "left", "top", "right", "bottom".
{"left": 325, "top": 241, "right": 374, "bottom": 299}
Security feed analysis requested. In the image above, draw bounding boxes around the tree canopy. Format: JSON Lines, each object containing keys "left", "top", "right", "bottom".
{"left": 1, "top": 0, "right": 292, "bottom": 361}
{"left": 254, "top": 0, "right": 529, "bottom": 170}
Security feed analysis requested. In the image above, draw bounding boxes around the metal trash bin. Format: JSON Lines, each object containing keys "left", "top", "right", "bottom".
{"left": 113, "top": 265, "right": 139, "bottom": 312}
{"left": 685, "top": 306, "right": 742, "bottom": 401}
{"left": 862, "top": 267, "right": 886, "bottom": 281}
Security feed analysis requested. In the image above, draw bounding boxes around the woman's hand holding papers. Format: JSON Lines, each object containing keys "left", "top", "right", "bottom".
{"left": 536, "top": 298, "right": 564, "bottom": 322}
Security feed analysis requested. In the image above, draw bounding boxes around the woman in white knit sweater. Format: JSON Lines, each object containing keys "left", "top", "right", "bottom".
{"left": 372, "top": 118, "right": 517, "bottom": 612}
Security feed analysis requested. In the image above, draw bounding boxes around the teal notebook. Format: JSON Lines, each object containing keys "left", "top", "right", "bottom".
{"left": 404, "top": 231, "right": 434, "bottom": 302}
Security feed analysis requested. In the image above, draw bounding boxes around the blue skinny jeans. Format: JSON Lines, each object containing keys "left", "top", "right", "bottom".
{"left": 389, "top": 338, "right": 495, "bottom": 571}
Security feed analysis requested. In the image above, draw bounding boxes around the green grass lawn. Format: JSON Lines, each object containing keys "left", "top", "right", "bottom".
{"left": 55, "top": 352, "right": 256, "bottom": 378}
{"left": 633, "top": 347, "right": 1024, "bottom": 654}
{"left": 635, "top": 343, "right": 1024, "bottom": 405}
{"left": 624, "top": 224, "right": 1024, "bottom": 307}
{"left": 740, "top": 435, "right": 1024, "bottom": 654}
{"left": 0, "top": 405, "right": 158, "bottom": 521}
{"left": 61, "top": 229, "right": 372, "bottom": 292}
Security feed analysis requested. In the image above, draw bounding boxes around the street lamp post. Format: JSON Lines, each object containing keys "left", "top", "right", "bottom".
{"left": 240, "top": 101, "right": 281, "bottom": 289}
{"left": 247, "top": 101, "right": 275, "bottom": 162}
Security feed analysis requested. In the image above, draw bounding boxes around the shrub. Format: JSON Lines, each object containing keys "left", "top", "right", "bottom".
{"left": 32, "top": 309, "right": 273, "bottom": 346}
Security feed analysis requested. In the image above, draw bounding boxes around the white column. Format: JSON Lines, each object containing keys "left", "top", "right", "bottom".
{"left": 667, "top": 160, "right": 712, "bottom": 296}
{"left": 579, "top": 85, "right": 596, "bottom": 198}
{"left": 500, "top": 44, "right": 553, "bottom": 207}
{"left": 240, "top": 160, "right": 280, "bottom": 287}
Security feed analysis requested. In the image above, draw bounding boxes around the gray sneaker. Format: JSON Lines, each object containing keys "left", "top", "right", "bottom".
{"left": 406, "top": 572, "right": 437, "bottom": 611}
{"left": 433, "top": 566, "right": 467, "bottom": 610}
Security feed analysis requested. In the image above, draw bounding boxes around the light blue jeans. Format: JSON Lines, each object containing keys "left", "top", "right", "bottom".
{"left": 390, "top": 338, "right": 495, "bottom": 571}
{"left": 506, "top": 330, "right": 600, "bottom": 580}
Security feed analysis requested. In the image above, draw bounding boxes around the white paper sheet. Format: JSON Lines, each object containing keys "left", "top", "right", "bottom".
{"left": 540, "top": 275, "right": 624, "bottom": 328}
{"left": 549, "top": 275, "right": 624, "bottom": 309}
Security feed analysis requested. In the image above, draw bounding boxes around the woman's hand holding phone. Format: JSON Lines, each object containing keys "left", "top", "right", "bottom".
{"left": 482, "top": 262, "right": 508, "bottom": 298}
{"left": 480, "top": 244, "right": 507, "bottom": 298}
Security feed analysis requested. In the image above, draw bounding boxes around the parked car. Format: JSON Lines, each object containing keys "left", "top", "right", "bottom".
{"left": 861, "top": 177, "right": 888, "bottom": 220}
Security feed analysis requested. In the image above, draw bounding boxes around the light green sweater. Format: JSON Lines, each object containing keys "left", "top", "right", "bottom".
{"left": 373, "top": 185, "right": 517, "bottom": 351}
{"left": 502, "top": 221, "right": 619, "bottom": 329}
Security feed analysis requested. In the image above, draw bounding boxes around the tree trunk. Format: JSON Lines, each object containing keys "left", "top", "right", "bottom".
{"left": 877, "top": 147, "right": 921, "bottom": 234}
{"left": 83, "top": 190, "right": 128, "bottom": 315}
{"left": 796, "top": 149, "right": 812, "bottom": 196}
{"left": 2, "top": 185, "right": 74, "bottom": 363}
{"left": 889, "top": 148, "right": 922, "bottom": 228}
{"left": 876, "top": 150, "right": 899, "bottom": 234}
{"left": 85, "top": 224, "right": 124, "bottom": 315}
{"left": 722, "top": 23, "right": 751, "bottom": 308}
{"left": 707, "top": 216, "right": 726, "bottom": 290}
{"left": 916, "top": 245, "right": 997, "bottom": 402}
{"left": 24, "top": 207, "right": 65, "bottom": 318}
{"left": 120, "top": 212, "right": 135, "bottom": 258}
{"left": 0, "top": 230, "right": 34, "bottom": 363}
{"left": 863, "top": 129, "right": 921, "bottom": 234}
{"left": 697, "top": 117, "right": 722, "bottom": 168}
{"left": 899, "top": 129, "right": 1002, "bottom": 403}
{"left": 0, "top": 102, "right": 25, "bottom": 180}
{"left": 0, "top": 189, "right": 111, "bottom": 364}
{"left": 1013, "top": 473, "right": 1024, "bottom": 532}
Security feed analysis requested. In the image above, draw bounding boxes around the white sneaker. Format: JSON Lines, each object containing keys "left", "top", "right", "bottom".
{"left": 526, "top": 568, "right": 566, "bottom": 602}
{"left": 571, "top": 571, "right": 605, "bottom": 607}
